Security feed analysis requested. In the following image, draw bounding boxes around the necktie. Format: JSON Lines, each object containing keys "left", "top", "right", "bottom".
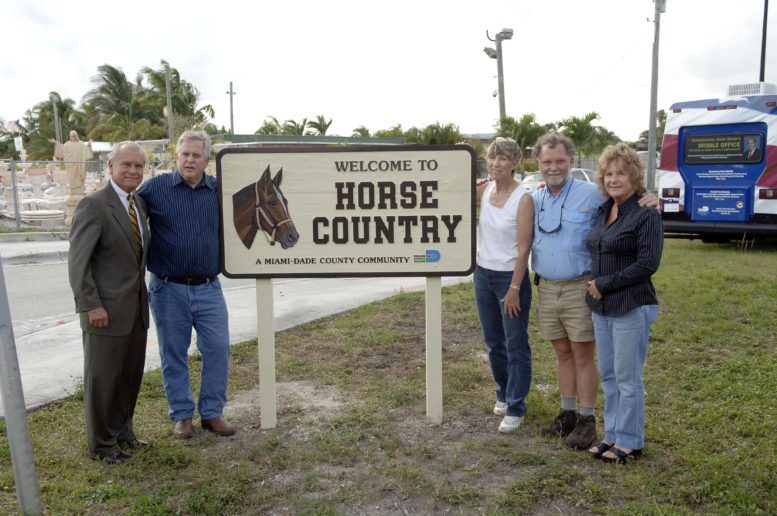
{"left": 127, "top": 194, "right": 142, "bottom": 257}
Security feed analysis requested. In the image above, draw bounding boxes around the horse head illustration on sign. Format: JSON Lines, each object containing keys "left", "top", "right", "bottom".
{"left": 233, "top": 165, "right": 299, "bottom": 249}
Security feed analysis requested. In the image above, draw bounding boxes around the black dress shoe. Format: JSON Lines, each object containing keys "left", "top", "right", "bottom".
{"left": 91, "top": 450, "right": 133, "bottom": 464}
{"left": 121, "top": 438, "right": 149, "bottom": 449}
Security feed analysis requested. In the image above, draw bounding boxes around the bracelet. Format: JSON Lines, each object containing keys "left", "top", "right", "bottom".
{"left": 509, "top": 283, "right": 520, "bottom": 291}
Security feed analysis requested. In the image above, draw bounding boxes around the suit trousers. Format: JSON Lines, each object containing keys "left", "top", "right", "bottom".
{"left": 83, "top": 310, "right": 148, "bottom": 457}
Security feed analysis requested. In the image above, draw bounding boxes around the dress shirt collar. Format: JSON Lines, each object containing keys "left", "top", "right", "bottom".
{"left": 599, "top": 193, "right": 641, "bottom": 217}
{"left": 109, "top": 179, "right": 133, "bottom": 211}
{"left": 545, "top": 176, "right": 577, "bottom": 200}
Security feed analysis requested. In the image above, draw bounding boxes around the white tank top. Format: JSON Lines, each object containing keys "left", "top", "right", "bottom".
{"left": 477, "top": 181, "right": 524, "bottom": 272}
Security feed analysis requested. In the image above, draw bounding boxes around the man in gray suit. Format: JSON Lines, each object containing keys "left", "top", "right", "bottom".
{"left": 68, "top": 141, "right": 150, "bottom": 464}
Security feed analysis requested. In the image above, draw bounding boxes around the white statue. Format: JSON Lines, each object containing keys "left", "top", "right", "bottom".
{"left": 51, "top": 130, "right": 93, "bottom": 195}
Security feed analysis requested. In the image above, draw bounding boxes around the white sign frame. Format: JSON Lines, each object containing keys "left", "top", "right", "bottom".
{"left": 216, "top": 145, "right": 476, "bottom": 428}
{"left": 217, "top": 145, "right": 476, "bottom": 278}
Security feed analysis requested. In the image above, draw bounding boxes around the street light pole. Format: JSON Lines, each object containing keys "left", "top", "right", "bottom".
{"left": 647, "top": 0, "right": 666, "bottom": 193}
{"left": 485, "top": 28, "right": 514, "bottom": 122}
{"left": 495, "top": 36, "right": 506, "bottom": 121}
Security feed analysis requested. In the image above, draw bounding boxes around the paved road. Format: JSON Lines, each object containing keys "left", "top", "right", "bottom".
{"left": 0, "top": 237, "right": 471, "bottom": 417}
{"left": 1, "top": 260, "right": 255, "bottom": 338}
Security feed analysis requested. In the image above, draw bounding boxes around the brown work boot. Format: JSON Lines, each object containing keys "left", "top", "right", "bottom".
{"left": 565, "top": 414, "right": 598, "bottom": 450}
{"left": 174, "top": 418, "right": 194, "bottom": 439}
{"left": 540, "top": 409, "right": 577, "bottom": 437}
{"left": 201, "top": 416, "right": 236, "bottom": 436}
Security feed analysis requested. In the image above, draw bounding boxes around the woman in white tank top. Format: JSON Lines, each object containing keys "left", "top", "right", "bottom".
{"left": 474, "top": 138, "right": 535, "bottom": 434}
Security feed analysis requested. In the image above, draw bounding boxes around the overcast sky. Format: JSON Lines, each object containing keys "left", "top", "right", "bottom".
{"left": 1, "top": 0, "right": 774, "bottom": 142}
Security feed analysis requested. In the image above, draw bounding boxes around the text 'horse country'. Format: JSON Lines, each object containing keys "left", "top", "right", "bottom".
{"left": 233, "top": 166, "right": 299, "bottom": 249}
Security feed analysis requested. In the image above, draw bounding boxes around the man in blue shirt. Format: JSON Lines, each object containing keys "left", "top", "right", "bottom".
{"left": 530, "top": 133, "right": 655, "bottom": 451}
{"left": 137, "top": 130, "right": 235, "bottom": 439}
{"left": 530, "top": 133, "right": 602, "bottom": 450}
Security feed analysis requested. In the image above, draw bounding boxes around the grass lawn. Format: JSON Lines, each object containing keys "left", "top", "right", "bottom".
{"left": 1, "top": 239, "right": 776, "bottom": 514}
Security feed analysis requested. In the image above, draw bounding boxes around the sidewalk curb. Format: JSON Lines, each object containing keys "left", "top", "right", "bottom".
{"left": 0, "top": 232, "right": 69, "bottom": 243}
{"left": 2, "top": 251, "right": 69, "bottom": 265}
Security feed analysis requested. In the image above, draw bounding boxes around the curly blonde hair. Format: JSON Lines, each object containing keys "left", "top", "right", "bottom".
{"left": 595, "top": 143, "right": 646, "bottom": 197}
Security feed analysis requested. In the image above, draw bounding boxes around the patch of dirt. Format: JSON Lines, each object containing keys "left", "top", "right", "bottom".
{"left": 225, "top": 380, "right": 345, "bottom": 424}
{"left": 205, "top": 292, "right": 598, "bottom": 513}
{"left": 216, "top": 378, "right": 573, "bottom": 514}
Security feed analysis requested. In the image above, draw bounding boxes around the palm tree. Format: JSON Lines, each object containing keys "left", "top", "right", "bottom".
{"left": 594, "top": 126, "right": 620, "bottom": 150}
{"left": 82, "top": 64, "right": 159, "bottom": 141}
{"left": 141, "top": 60, "right": 214, "bottom": 135}
{"left": 21, "top": 92, "right": 86, "bottom": 159}
{"left": 0, "top": 117, "right": 14, "bottom": 159}
{"left": 497, "top": 113, "right": 546, "bottom": 174}
{"left": 352, "top": 126, "right": 370, "bottom": 138}
{"left": 306, "top": 115, "right": 332, "bottom": 136}
{"left": 282, "top": 118, "right": 308, "bottom": 135}
{"left": 89, "top": 114, "right": 163, "bottom": 142}
{"left": 254, "top": 117, "right": 308, "bottom": 135}
{"left": 403, "top": 126, "right": 422, "bottom": 144}
{"left": 637, "top": 109, "right": 666, "bottom": 146}
{"left": 558, "top": 112, "right": 602, "bottom": 166}
{"left": 418, "top": 122, "right": 461, "bottom": 145}
{"left": 255, "top": 116, "right": 283, "bottom": 135}
{"left": 374, "top": 124, "right": 404, "bottom": 138}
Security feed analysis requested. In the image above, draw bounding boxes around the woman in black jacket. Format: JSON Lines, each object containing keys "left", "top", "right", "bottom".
{"left": 584, "top": 143, "right": 663, "bottom": 463}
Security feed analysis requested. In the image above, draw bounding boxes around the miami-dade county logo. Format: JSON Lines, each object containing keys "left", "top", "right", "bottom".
{"left": 233, "top": 166, "right": 299, "bottom": 249}
{"left": 414, "top": 249, "right": 441, "bottom": 263}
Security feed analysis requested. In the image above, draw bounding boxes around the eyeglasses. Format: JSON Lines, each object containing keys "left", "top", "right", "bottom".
{"left": 537, "top": 181, "right": 574, "bottom": 234}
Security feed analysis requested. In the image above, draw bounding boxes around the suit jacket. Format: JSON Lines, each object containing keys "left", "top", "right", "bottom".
{"left": 68, "top": 183, "right": 150, "bottom": 336}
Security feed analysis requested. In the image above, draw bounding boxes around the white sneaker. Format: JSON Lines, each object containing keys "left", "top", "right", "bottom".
{"left": 493, "top": 401, "right": 507, "bottom": 416}
{"left": 498, "top": 415, "right": 524, "bottom": 433}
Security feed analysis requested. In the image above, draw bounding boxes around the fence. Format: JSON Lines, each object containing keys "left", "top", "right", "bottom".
{"left": 0, "top": 158, "right": 176, "bottom": 229}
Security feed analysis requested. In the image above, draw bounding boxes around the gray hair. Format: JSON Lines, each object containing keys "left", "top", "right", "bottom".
{"left": 107, "top": 141, "right": 146, "bottom": 164}
{"left": 485, "top": 137, "right": 520, "bottom": 166}
{"left": 177, "top": 130, "right": 212, "bottom": 156}
{"left": 531, "top": 133, "right": 575, "bottom": 160}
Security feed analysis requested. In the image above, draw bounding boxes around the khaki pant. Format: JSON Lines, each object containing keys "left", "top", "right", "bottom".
{"left": 536, "top": 275, "right": 595, "bottom": 342}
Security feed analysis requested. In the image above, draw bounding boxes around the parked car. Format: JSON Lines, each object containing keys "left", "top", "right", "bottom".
{"left": 519, "top": 172, "right": 545, "bottom": 193}
{"left": 520, "top": 168, "right": 595, "bottom": 193}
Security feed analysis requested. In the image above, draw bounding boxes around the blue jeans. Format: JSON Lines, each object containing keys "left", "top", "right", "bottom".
{"left": 592, "top": 305, "right": 658, "bottom": 450}
{"left": 149, "top": 275, "right": 230, "bottom": 421}
{"left": 473, "top": 266, "right": 532, "bottom": 417}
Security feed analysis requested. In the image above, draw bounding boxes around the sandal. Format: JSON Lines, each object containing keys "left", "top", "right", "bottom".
{"left": 588, "top": 441, "right": 613, "bottom": 459}
{"left": 601, "top": 447, "right": 642, "bottom": 464}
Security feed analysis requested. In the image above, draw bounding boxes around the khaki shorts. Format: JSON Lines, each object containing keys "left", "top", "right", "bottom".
{"left": 536, "top": 275, "right": 595, "bottom": 342}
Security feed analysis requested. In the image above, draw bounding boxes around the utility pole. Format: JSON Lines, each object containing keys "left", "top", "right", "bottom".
{"left": 760, "top": 0, "right": 769, "bottom": 82}
{"left": 647, "top": 0, "right": 666, "bottom": 193}
{"left": 49, "top": 94, "right": 62, "bottom": 144}
{"left": 165, "top": 64, "right": 174, "bottom": 143}
{"left": 226, "top": 81, "right": 236, "bottom": 135}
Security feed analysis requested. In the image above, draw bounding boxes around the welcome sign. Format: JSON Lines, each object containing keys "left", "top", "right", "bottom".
{"left": 217, "top": 145, "right": 476, "bottom": 278}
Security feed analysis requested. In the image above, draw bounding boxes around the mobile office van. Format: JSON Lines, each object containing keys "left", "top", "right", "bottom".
{"left": 657, "top": 84, "right": 777, "bottom": 241}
